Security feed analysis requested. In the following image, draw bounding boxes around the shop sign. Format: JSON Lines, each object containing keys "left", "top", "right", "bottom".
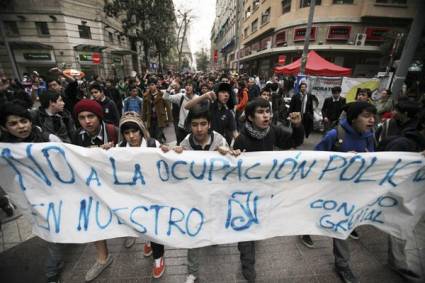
{"left": 23, "top": 53, "right": 51, "bottom": 60}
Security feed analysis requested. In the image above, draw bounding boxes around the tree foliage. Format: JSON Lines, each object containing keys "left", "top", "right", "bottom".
{"left": 195, "top": 48, "right": 210, "bottom": 72}
{"left": 104, "top": 0, "right": 176, "bottom": 72}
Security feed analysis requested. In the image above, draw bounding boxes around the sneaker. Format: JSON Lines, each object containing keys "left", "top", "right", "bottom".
{"left": 143, "top": 242, "right": 152, "bottom": 257}
{"left": 300, "top": 235, "right": 314, "bottom": 248}
{"left": 46, "top": 274, "right": 61, "bottom": 283}
{"left": 1, "top": 197, "right": 15, "bottom": 217}
{"left": 124, "top": 237, "right": 136, "bottom": 249}
{"left": 152, "top": 257, "right": 165, "bottom": 279}
{"left": 335, "top": 266, "right": 359, "bottom": 283}
{"left": 388, "top": 264, "right": 421, "bottom": 281}
{"left": 185, "top": 274, "right": 197, "bottom": 283}
{"left": 85, "top": 255, "right": 113, "bottom": 282}
{"left": 349, "top": 230, "right": 359, "bottom": 240}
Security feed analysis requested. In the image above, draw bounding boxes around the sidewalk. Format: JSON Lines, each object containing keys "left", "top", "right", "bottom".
{"left": 1, "top": 131, "right": 424, "bottom": 282}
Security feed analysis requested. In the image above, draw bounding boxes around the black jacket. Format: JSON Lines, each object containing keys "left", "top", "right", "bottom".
{"left": 98, "top": 97, "right": 120, "bottom": 126}
{"left": 233, "top": 124, "right": 304, "bottom": 152}
{"left": 32, "top": 107, "right": 76, "bottom": 143}
{"left": 322, "top": 96, "right": 346, "bottom": 122}
{"left": 289, "top": 92, "right": 315, "bottom": 137}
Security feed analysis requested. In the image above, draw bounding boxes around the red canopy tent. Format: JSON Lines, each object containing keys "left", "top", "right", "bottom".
{"left": 274, "top": 50, "right": 351, "bottom": 76}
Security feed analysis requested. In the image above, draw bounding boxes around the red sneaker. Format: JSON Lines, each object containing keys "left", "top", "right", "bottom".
{"left": 152, "top": 257, "right": 165, "bottom": 278}
{"left": 143, "top": 243, "right": 152, "bottom": 257}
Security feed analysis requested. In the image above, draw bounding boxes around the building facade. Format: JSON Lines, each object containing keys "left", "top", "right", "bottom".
{"left": 238, "top": 0, "right": 417, "bottom": 79}
{"left": 210, "top": 0, "right": 242, "bottom": 71}
{"left": 0, "top": 0, "right": 137, "bottom": 80}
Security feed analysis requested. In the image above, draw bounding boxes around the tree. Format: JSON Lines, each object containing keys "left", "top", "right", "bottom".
{"left": 176, "top": 9, "right": 194, "bottom": 71}
{"left": 195, "top": 48, "right": 210, "bottom": 72}
{"left": 104, "top": 0, "right": 176, "bottom": 72}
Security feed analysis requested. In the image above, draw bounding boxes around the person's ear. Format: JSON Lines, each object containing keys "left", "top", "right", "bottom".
{"left": 0, "top": 125, "right": 8, "bottom": 132}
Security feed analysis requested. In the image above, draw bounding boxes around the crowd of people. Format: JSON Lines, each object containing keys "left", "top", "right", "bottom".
{"left": 0, "top": 67, "right": 424, "bottom": 283}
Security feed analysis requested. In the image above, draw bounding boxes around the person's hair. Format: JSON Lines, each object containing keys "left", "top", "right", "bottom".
{"left": 46, "top": 78, "right": 61, "bottom": 85}
{"left": 39, "top": 91, "right": 62, "bottom": 109}
{"left": 395, "top": 95, "right": 421, "bottom": 118}
{"left": 299, "top": 82, "right": 307, "bottom": 88}
{"left": 260, "top": 87, "right": 271, "bottom": 95}
{"left": 147, "top": 78, "right": 157, "bottom": 85}
{"left": 331, "top": 86, "right": 342, "bottom": 93}
{"left": 89, "top": 82, "right": 104, "bottom": 92}
{"left": 200, "top": 83, "right": 209, "bottom": 90}
{"left": 355, "top": 88, "right": 371, "bottom": 100}
{"left": 0, "top": 100, "right": 32, "bottom": 126}
{"left": 346, "top": 101, "right": 377, "bottom": 125}
{"left": 121, "top": 122, "right": 142, "bottom": 134}
{"left": 245, "top": 98, "right": 270, "bottom": 119}
{"left": 186, "top": 106, "right": 211, "bottom": 123}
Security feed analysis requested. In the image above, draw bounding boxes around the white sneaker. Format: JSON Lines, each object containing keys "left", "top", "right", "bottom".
{"left": 85, "top": 255, "right": 113, "bottom": 282}
{"left": 185, "top": 274, "right": 197, "bottom": 283}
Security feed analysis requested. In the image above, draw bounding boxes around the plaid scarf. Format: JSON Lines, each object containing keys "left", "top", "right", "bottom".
{"left": 245, "top": 122, "right": 270, "bottom": 140}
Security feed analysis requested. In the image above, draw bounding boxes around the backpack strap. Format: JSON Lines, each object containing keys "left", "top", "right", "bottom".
{"left": 146, "top": 137, "right": 157, "bottom": 148}
{"left": 332, "top": 124, "right": 345, "bottom": 152}
{"left": 105, "top": 123, "right": 118, "bottom": 144}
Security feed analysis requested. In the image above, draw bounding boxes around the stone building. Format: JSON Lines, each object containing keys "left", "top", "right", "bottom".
{"left": 0, "top": 0, "right": 137, "bottom": 80}
{"left": 238, "top": 0, "right": 417, "bottom": 79}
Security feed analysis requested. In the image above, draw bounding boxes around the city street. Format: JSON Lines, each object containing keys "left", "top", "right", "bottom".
{"left": 1, "top": 127, "right": 424, "bottom": 283}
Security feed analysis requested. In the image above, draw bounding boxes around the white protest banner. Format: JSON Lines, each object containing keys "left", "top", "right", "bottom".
{"left": 307, "top": 76, "right": 343, "bottom": 109}
{"left": 0, "top": 143, "right": 424, "bottom": 248}
{"left": 341, "top": 77, "right": 380, "bottom": 102}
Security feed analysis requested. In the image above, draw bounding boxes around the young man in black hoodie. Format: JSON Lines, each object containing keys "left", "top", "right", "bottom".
{"left": 233, "top": 98, "right": 304, "bottom": 282}
{"left": 0, "top": 101, "right": 63, "bottom": 283}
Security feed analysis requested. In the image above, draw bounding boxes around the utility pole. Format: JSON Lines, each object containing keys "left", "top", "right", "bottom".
{"left": 390, "top": 1, "right": 425, "bottom": 99}
{"left": 299, "top": 0, "right": 316, "bottom": 75}
{"left": 177, "top": 10, "right": 192, "bottom": 71}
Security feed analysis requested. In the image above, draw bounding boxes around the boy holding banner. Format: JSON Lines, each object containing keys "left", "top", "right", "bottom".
{"left": 314, "top": 101, "right": 377, "bottom": 283}
{"left": 116, "top": 111, "right": 177, "bottom": 279}
{"left": 177, "top": 107, "right": 240, "bottom": 283}
{"left": 233, "top": 98, "right": 303, "bottom": 282}
{"left": 0, "top": 101, "right": 63, "bottom": 283}
{"left": 72, "top": 99, "right": 118, "bottom": 282}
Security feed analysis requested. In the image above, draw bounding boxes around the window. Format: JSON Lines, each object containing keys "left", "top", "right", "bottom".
{"left": 3, "top": 21, "right": 19, "bottom": 36}
{"left": 261, "top": 8, "right": 271, "bottom": 25}
{"left": 260, "top": 36, "right": 272, "bottom": 50}
{"left": 375, "top": 0, "right": 406, "bottom": 4}
{"left": 275, "top": 31, "right": 287, "bottom": 46}
{"left": 245, "top": 7, "right": 251, "bottom": 18}
{"left": 300, "top": 0, "right": 321, "bottom": 8}
{"left": 35, "top": 22, "right": 50, "bottom": 36}
{"left": 78, "top": 24, "right": 91, "bottom": 39}
{"left": 251, "top": 19, "right": 258, "bottom": 33}
{"left": 333, "top": 0, "right": 353, "bottom": 3}
{"left": 327, "top": 26, "right": 351, "bottom": 40}
{"left": 251, "top": 42, "right": 260, "bottom": 52}
{"left": 253, "top": 0, "right": 260, "bottom": 10}
{"left": 282, "top": 0, "right": 291, "bottom": 14}
{"left": 109, "top": 32, "right": 114, "bottom": 43}
{"left": 294, "top": 27, "right": 316, "bottom": 41}
{"left": 365, "top": 27, "right": 389, "bottom": 41}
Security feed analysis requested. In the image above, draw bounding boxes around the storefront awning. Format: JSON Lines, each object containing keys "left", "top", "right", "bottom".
{"left": 73, "top": 44, "right": 107, "bottom": 52}
{"left": 110, "top": 49, "right": 137, "bottom": 55}
{"left": 9, "top": 41, "right": 53, "bottom": 49}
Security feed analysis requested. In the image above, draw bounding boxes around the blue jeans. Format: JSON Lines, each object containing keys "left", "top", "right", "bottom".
{"left": 46, "top": 242, "right": 66, "bottom": 278}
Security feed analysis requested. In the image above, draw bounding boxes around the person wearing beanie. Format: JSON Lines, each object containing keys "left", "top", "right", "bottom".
{"left": 183, "top": 82, "right": 237, "bottom": 144}
{"left": 117, "top": 111, "right": 180, "bottom": 279}
{"left": 72, "top": 98, "right": 119, "bottom": 282}
{"left": 89, "top": 82, "right": 120, "bottom": 126}
{"left": 313, "top": 101, "right": 377, "bottom": 283}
